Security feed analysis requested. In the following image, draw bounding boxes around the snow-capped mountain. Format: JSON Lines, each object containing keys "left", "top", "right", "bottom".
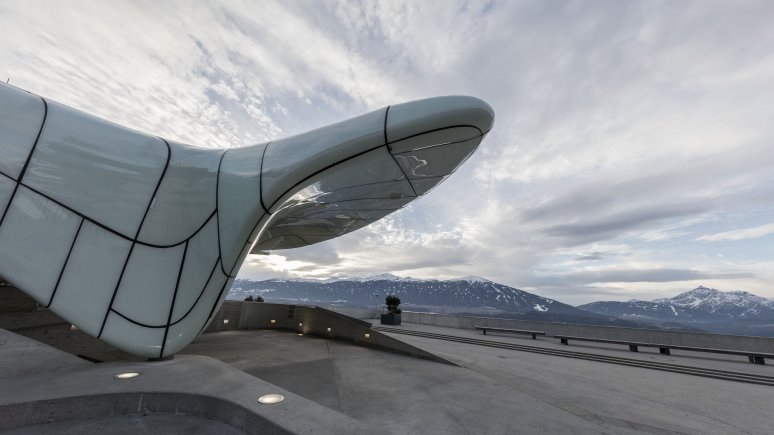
{"left": 227, "top": 274, "right": 634, "bottom": 325}
{"left": 579, "top": 286, "right": 774, "bottom": 321}
{"left": 578, "top": 286, "right": 774, "bottom": 336}
{"left": 657, "top": 286, "right": 774, "bottom": 317}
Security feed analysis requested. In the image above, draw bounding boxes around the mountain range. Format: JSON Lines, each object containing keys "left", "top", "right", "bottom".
{"left": 228, "top": 274, "right": 652, "bottom": 328}
{"left": 579, "top": 286, "right": 774, "bottom": 336}
{"left": 228, "top": 275, "right": 774, "bottom": 336}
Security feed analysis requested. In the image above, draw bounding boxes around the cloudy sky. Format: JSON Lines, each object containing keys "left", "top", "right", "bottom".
{"left": 3, "top": 0, "right": 774, "bottom": 304}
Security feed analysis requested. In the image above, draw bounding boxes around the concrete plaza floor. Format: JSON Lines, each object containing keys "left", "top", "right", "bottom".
{"left": 183, "top": 325, "right": 774, "bottom": 434}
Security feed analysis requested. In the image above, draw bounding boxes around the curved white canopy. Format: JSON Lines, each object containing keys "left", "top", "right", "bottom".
{"left": 0, "top": 82, "right": 493, "bottom": 357}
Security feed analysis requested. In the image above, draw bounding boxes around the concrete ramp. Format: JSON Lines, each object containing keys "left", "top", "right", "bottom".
{"left": 205, "top": 301, "right": 457, "bottom": 366}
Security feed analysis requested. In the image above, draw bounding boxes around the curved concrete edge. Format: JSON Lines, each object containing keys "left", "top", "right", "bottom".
{"left": 0, "top": 338, "right": 378, "bottom": 435}
{"left": 0, "top": 392, "right": 292, "bottom": 433}
{"left": 205, "top": 301, "right": 457, "bottom": 366}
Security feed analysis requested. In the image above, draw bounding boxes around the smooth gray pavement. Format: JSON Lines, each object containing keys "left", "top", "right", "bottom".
{"left": 4, "top": 320, "right": 773, "bottom": 434}
{"left": 184, "top": 327, "right": 774, "bottom": 434}
{"left": 0, "top": 329, "right": 376, "bottom": 435}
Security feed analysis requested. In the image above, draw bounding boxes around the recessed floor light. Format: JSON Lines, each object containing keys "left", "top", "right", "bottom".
{"left": 258, "top": 394, "right": 284, "bottom": 404}
{"left": 114, "top": 372, "right": 141, "bottom": 379}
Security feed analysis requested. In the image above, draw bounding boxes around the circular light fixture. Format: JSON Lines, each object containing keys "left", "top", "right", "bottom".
{"left": 298, "top": 322, "right": 303, "bottom": 327}
{"left": 270, "top": 319, "right": 276, "bottom": 324}
{"left": 114, "top": 372, "right": 141, "bottom": 379}
{"left": 327, "top": 327, "right": 332, "bottom": 332}
{"left": 223, "top": 319, "right": 229, "bottom": 324}
{"left": 364, "top": 333, "right": 370, "bottom": 339}
{"left": 258, "top": 394, "right": 285, "bottom": 404}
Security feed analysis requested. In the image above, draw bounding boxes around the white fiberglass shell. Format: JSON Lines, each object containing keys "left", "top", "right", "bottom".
{"left": 0, "top": 85, "right": 45, "bottom": 179}
{"left": 0, "top": 82, "right": 493, "bottom": 358}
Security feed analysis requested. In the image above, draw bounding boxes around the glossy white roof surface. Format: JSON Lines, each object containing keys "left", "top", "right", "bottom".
{"left": 0, "top": 82, "right": 493, "bottom": 358}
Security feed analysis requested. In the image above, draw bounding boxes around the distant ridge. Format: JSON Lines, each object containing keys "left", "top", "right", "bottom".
{"left": 578, "top": 286, "right": 774, "bottom": 336}
{"left": 228, "top": 275, "right": 644, "bottom": 327}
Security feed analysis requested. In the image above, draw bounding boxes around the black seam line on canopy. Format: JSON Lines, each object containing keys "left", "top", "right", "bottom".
{"left": 262, "top": 226, "right": 379, "bottom": 237}
{"left": 159, "top": 239, "right": 189, "bottom": 358}
{"left": 275, "top": 207, "right": 411, "bottom": 216}
{"left": 98, "top": 137, "right": 171, "bottom": 338}
{"left": 255, "top": 233, "right": 328, "bottom": 245}
{"left": 0, "top": 168, "right": 218, "bottom": 250}
{"left": 46, "top": 217, "right": 84, "bottom": 308}
{"left": 270, "top": 202, "right": 410, "bottom": 217}
{"left": 0, "top": 96, "right": 47, "bottom": 229}
{"left": 219, "top": 142, "right": 269, "bottom": 278}
{"left": 262, "top": 145, "right": 389, "bottom": 216}
{"left": 253, "top": 228, "right": 371, "bottom": 248}
{"left": 207, "top": 121, "right": 489, "bottom": 323}
{"left": 258, "top": 121, "right": 483, "bottom": 219}
{"left": 215, "top": 148, "right": 229, "bottom": 278}
{"left": 259, "top": 225, "right": 362, "bottom": 233}
{"left": 293, "top": 180, "right": 415, "bottom": 205}
{"left": 383, "top": 106, "right": 418, "bottom": 197}
{"left": 224, "top": 136, "right": 398, "bottom": 278}
{"left": 200, "top": 277, "right": 232, "bottom": 335}
{"left": 108, "top": 255, "right": 221, "bottom": 329}
{"left": 265, "top": 218, "right": 371, "bottom": 227}
{"left": 292, "top": 233, "right": 312, "bottom": 245}
{"left": 133, "top": 146, "right": 226, "bottom": 246}
{"left": 387, "top": 124, "right": 487, "bottom": 146}
{"left": 392, "top": 133, "right": 483, "bottom": 155}
{"left": 273, "top": 183, "right": 416, "bottom": 208}
{"left": 169, "top": 257, "right": 221, "bottom": 325}
{"left": 259, "top": 142, "right": 270, "bottom": 213}
{"left": 258, "top": 232, "right": 333, "bottom": 239}
{"left": 255, "top": 233, "right": 364, "bottom": 245}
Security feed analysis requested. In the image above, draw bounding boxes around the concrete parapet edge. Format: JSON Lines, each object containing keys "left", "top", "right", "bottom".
{"left": 0, "top": 392, "right": 292, "bottom": 434}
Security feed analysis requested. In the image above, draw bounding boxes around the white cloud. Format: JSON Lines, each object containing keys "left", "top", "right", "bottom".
{"left": 4, "top": 0, "right": 774, "bottom": 301}
{"left": 697, "top": 222, "right": 774, "bottom": 242}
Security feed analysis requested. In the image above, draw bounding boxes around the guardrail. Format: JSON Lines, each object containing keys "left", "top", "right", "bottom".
{"left": 554, "top": 335, "right": 772, "bottom": 364}
{"left": 474, "top": 326, "right": 545, "bottom": 340}
{"left": 402, "top": 311, "right": 774, "bottom": 358}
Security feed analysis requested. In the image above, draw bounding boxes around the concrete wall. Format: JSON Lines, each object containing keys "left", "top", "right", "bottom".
{"left": 401, "top": 311, "right": 774, "bottom": 353}
{"left": 205, "top": 301, "right": 454, "bottom": 365}
{"left": 324, "top": 306, "right": 378, "bottom": 320}
{"left": 0, "top": 281, "right": 37, "bottom": 313}
{"left": 0, "top": 284, "right": 121, "bottom": 359}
